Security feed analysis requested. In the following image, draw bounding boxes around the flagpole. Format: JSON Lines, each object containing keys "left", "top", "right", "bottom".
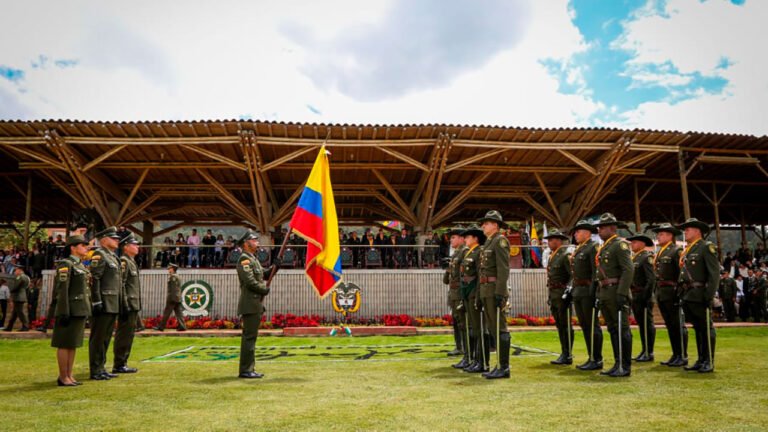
{"left": 266, "top": 233, "right": 292, "bottom": 288}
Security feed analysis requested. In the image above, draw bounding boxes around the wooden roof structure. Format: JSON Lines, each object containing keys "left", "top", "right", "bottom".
{"left": 1, "top": 120, "right": 766, "bottom": 240}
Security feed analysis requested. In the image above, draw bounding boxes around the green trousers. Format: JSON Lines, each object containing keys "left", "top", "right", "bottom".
{"left": 89, "top": 313, "right": 117, "bottom": 375}
{"left": 239, "top": 313, "right": 263, "bottom": 374}
{"left": 114, "top": 311, "right": 139, "bottom": 368}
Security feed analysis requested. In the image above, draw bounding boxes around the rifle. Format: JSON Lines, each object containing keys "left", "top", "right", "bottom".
{"left": 266, "top": 232, "right": 292, "bottom": 288}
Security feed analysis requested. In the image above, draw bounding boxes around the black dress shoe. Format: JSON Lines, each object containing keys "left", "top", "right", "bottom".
{"left": 632, "top": 352, "right": 646, "bottom": 362}
{"left": 112, "top": 366, "right": 138, "bottom": 373}
{"left": 600, "top": 364, "right": 619, "bottom": 376}
{"left": 90, "top": 374, "right": 110, "bottom": 381}
{"left": 2, "top": 327, "right": 12, "bottom": 332}
{"left": 464, "top": 362, "right": 487, "bottom": 373}
{"left": 669, "top": 357, "right": 688, "bottom": 368}
{"left": 609, "top": 368, "right": 631, "bottom": 378}
{"left": 238, "top": 371, "right": 264, "bottom": 379}
{"left": 20, "top": 327, "right": 30, "bottom": 331}
{"left": 660, "top": 355, "right": 677, "bottom": 366}
{"left": 550, "top": 353, "right": 568, "bottom": 365}
{"left": 102, "top": 372, "right": 118, "bottom": 378}
{"left": 582, "top": 361, "right": 604, "bottom": 371}
{"left": 697, "top": 362, "right": 714, "bottom": 373}
{"left": 153, "top": 327, "right": 164, "bottom": 331}
{"left": 452, "top": 357, "right": 470, "bottom": 369}
{"left": 36, "top": 326, "right": 48, "bottom": 333}
{"left": 636, "top": 353, "right": 654, "bottom": 362}
{"left": 684, "top": 361, "right": 703, "bottom": 371}
{"left": 57, "top": 378, "right": 77, "bottom": 387}
{"left": 482, "top": 366, "right": 498, "bottom": 378}
{"left": 485, "top": 367, "right": 510, "bottom": 379}
{"left": 446, "top": 349, "right": 462, "bottom": 357}
{"left": 177, "top": 328, "right": 187, "bottom": 332}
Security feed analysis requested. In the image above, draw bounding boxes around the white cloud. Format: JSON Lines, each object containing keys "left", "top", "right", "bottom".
{"left": 611, "top": 0, "right": 768, "bottom": 134}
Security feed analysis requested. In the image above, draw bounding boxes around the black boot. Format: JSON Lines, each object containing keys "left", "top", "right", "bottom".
{"left": 453, "top": 336, "right": 472, "bottom": 369}
{"left": 446, "top": 323, "right": 462, "bottom": 356}
{"left": 600, "top": 330, "right": 620, "bottom": 376}
{"left": 486, "top": 333, "right": 511, "bottom": 379}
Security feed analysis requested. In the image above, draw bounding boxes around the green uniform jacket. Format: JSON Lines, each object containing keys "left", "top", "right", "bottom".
{"left": 120, "top": 256, "right": 142, "bottom": 312}
{"left": 443, "top": 245, "right": 468, "bottom": 302}
{"left": 595, "top": 236, "right": 633, "bottom": 299}
{"left": 654, "top": 242, "right": 682, "bottom": 302}
{"left": 460, "top": 245, "right": 482, "bottom": 299}
{"left": 631, "top": 250, "right": 656, "bottom": 302}
{"left": 89, "top": 248, "right": 123, "bottom": 314}
{"left": 718, "top": 277, "right": 737, "bottom": 300}
{"left": 678, "top": 240, "right": 720, "bottom": 303}
{"left": 479, "top": 232, "right": 511, "bottom": 298}
{"left": 9, "top": 274, "right": 30, "bottom": 302}
{"left": 167, "top": 274, "right": 182, "bottom": 303}
{"left": 547, "top": 247, "right": 571, "bottom": 302}
{"left": 54, "top": 256, "right": 92, "bottom": 318}
{"left": 752, "top": 277, "right": 767, "bottom": 298}
{"left": 237, "top": 251, "right": 269, "bottom": 315}
{"left": 571, "top": 240, "right": 597, "bottom": 298}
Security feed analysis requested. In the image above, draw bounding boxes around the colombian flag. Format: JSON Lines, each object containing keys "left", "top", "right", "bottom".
{"left": 289, "top": 146, "right": 343, "bottom": 297}
{"left": 530, "top": 217, "right": 542, "bottom": 267}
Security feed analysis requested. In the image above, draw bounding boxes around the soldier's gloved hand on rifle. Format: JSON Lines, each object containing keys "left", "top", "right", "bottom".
{"left": 474, "top": 297, "right": 482, "bottom": 311}
{"left": 92, "top": 303, "right": 104, "bottom": 316}
{"left": 495, "top": 295, "right": 507, "bottom": 309}
{"left": 617, "top": 294, "right": 630, "bottom": 310}
{"left": 562, "top": 287, "right": 573, "bottom": 305}
{"left": 456, "top": 300, "right": 465, "bottom": 312}
{"left": 57, "top": 314, "right": 70, "bottom": 327}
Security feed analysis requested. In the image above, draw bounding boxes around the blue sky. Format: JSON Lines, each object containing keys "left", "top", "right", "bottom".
{"left": 0, "top": 0, "right": 765, "bottom": 134}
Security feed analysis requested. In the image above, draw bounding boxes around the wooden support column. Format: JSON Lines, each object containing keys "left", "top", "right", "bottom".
{"left": 712, "top": 183, "right": 722, "bottom": 261}
{"left": 23, "top": 175, "right": 32, "bottom": 248}
{"left": 678, "top": 149, "right": 691, "bottom": 220}
{"left": 633, "top": 179, "right": 641, "bottom": 231}
{"left": 740, "top": 206, "right": 747, "bottom": 246}
{"left": 142, "top": 221, "right": 154, "bottom": 269}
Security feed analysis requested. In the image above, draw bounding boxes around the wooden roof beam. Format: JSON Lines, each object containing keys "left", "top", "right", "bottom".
{"left": 375, "top": 146, "right": 429, "bottom": 172}
{"left": 179, "top": 143, "right": 246, "bottom": 171}
{"left": 432, "top": 171, "right": 492, "bottom": 226}
{"left": 533, "top": 173, "right": 563, "bottom": 227}
{"left": 371, "top": 169, "right": 417, "bottom": 224}
{"left": 260, "top": 145, "right": 317, "bottom": 171}
{"left": 0, "top": 143, "right": 65, "bottom": 170}
{"left": 444, "top": 147, "right": 509, "bottom": 173}
{"left": 556, "top": 150, "right": 597, "bottom": 175}
{"left": 116, "top": 168, "right": 151, "bottom": 223}
{"left": 81, "top": 144, "right": 128, "bottom": 172}
{"left": 195, "top": 169, "right": 260, "bottom": 228}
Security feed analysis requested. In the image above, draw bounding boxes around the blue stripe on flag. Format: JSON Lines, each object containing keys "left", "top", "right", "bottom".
{"left": 296, "top": 187, "right": 323, "bottom": 219}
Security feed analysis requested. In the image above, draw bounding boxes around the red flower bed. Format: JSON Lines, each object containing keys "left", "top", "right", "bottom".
{"left": 34, "top": 312, "right": 622, "bottom": 331}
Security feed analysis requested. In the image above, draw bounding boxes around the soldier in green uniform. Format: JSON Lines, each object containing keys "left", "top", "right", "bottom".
{"left": 237, "top": 230, "right": 270, "bottom": 379}
{"left": 569, "top": 220, "right": 604, "bottom": 371}
{"left": 2, "top": 263, "right": 30, "bottom": 331}
{"left": 113, "top": 234, "right": 141, "bottom": 374}
{"left": 88, "top": 227, "right": 123, "bottom": 380}
{"left": 627, "top": 233, "right": 656, "bottom": 362}
{"left": 51, "top": 235, "right": 91, "bottom": 387}
{"left": 443, "top": 226, "right": 467, "bottom": 359}
{"left": 544, "top": 229, "right": 573, "bottom": 365}
{"left": 154, "top": 263, "right": 187, "bottom": 331}
{"left": 751, "top": 269, "right": 767, "bottom": 322}
{"left": 476, "top": 210, "right": 511, "bottom": 379}
{"left": 718, "top": 270, "right": 737, "bottom": 323}
{"left": 460, "top": 226, "right": 485, "bottom": 373}
{"left": 676, "top": 218, "right": 720, "bottom": 373}
{"left": 593, "top": 213, "right": 633, "bottom": 377}
{"left": 651, "top": 223, "right": 688, "bottom": 367}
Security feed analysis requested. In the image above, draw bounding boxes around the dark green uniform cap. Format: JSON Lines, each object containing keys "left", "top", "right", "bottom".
{"left": 593, "top": 212, "right": 628, "bottom": 229}
{"left": 650, "top": 222, "right": 681, "bottom": 236}
{"left": 119, "top": 233, "right": 140, "bottom": 246}
{"left": 571, "top": 219, "right": 597, "bottom": 234}
{"left": 626, "top": 233, "right": 654, "bottom": 247}
{"left": 460, "top": 225, "right": 486, "bottom": 245}
{"left": 96, "top": 226, "right": 121, "bottom": 239}
{"left": 543, "top": 228, "right": 569, "bottom": 241}
{"left": 65, "top": 235, "right": 88, "bottom": 247}
{"left": 676, "top": 217, "right": 711, "bottom": 235}
{"left": 238, "top": 229, "right": 259, "bottom": 245}
{"left": 477, "top": 210, "right": 508, "bottom": 228}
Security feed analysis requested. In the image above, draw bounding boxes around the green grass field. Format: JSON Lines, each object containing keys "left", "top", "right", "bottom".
{"left": 2, "top": 327, "right": 767, "bottom": 431}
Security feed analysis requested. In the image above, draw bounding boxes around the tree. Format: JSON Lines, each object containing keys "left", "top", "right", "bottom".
{"left": 0, "top": 222, "right": 50, "bottom": 250}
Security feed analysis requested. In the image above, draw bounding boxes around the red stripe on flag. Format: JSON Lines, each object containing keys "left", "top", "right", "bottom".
{"left": 306, "top": 264, "right": 338, "bottom": 297}
{"left": 290, "top": 207, "right": 324, "bottom": 244}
